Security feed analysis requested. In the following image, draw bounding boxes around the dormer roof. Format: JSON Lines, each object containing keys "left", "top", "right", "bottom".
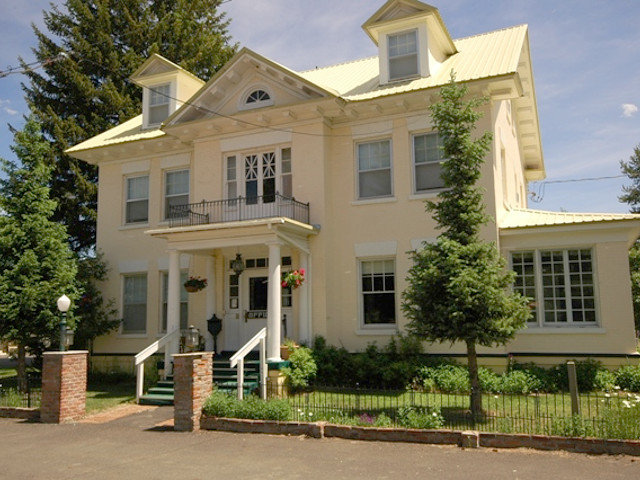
{"left": 130, "top": 53, "right": 203, "bottom": 87}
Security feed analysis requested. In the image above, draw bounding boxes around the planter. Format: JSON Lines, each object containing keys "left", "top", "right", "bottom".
{"left": 185, "top": 285, "right": 201, "bottom": 293}
{"left": 280, "top": 343, "right": 299, "bottom": 360}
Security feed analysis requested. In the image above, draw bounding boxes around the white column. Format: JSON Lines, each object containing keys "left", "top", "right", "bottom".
{"left": 298, "top": 252, "right": 310, "bottom": 345}
{"left": 266, "top": 241, "right": 282, "bottom": 362}
{"left": 165, "top": 249, "right": 181, "bottom": 374}
{"left": 205, "top": 255, "right": 216, "bottom": 352}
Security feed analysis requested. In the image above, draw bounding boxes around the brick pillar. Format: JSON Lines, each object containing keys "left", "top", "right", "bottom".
{"left": 40, "top": 351, "right": 88, "bottom": 424}
{"left": 173, "top": 352, "right": 213, "bottom": 432}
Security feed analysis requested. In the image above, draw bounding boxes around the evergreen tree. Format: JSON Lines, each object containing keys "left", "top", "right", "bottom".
{"left": 619, "top": 143, "right": 640, "bottom": 330}
{"left": 402, "top": 75, "right": 530, "bottom": 418}
{"left": 0, "top": 118, "right": 78, "bottom": 390}
{"left": 21, "top": 0, "right": 238, "bottom": 253}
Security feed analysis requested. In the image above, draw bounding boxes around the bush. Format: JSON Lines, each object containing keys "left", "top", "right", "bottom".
{"left": 548, "top": 414, "right": 595, "bottom": 438}
{"left": 615, "top": 365, "right": 640, "bottom": 392}
{"left": 397, "top": 406, "right": 445, "bottom": 429}
{"left": 203, "top": 391, "right": 290, "bottom": 421}
{"left": 594, "top": 369, "right": 617, "bottom": 391}
{"left": 420, "top": 364, "right": 470, "bottom": 393}
{"left": 499, "top": 370, "right": 541, "bottom": 394}
{"left": 282, "top": 345, "right": 317, "bottom": 391}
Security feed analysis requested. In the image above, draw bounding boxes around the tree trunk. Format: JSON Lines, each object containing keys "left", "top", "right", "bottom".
{"left": 17, "top": 343, "right": 27, "bottom": 392}
{"left": 466, "top": 340, "right": 482, "bottom": 421}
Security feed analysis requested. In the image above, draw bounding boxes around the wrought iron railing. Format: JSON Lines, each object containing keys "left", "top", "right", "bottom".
{"left": 169, "top": 193, "right": 310, "bottom": 228}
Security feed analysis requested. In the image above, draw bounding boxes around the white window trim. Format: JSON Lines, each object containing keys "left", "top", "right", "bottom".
{"left": 358, "top": 257, "right": 398, "bottom": 329}
{"left": 224, "top": 147, "right": 292, "bottom": 199}
{"left": 238, "top": 85, "right": 274, "bottom": 111}
{"left": 163, "top": 168, "right": 190, "bottom": 221}
{"left": 124, "top": 174, "right": 150, "bottom": 225}
{"left": 119, "top": 273, "right": 148, "bottom": 337}
{"left": 143, "top": 82, "right": 174, "bottom": 129}
{"left": 355, "top": 138, "right": 394, "bottom": 201}
{"left": 510, "top": 248, "right": 600, "bottom": 329}
{"left": 387, "top": 29, "right": 420, "bottom": 82}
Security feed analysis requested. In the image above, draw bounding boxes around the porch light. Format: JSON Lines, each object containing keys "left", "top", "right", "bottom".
{"left": 232, "top": 253, "right": 245, "bottom": 276}
{"left": 185, "top": 325, "right": 200, "bottom": 350}
{"left": 64, "top": 328, "right": 75, "bottom": 349}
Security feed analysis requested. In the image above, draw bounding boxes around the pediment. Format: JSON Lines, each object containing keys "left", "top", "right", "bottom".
{"left": 166, "top": 49, "right": 335, "bottom": 127}
{"left": 369, "top": 0, "right": 436, "bottom": 24}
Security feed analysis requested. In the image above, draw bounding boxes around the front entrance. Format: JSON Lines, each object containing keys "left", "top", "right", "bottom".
{"left": 224, "top": 268, "right": 292, "bottom": 351}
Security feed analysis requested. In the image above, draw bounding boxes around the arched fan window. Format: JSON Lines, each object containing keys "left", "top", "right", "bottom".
{"left": 246, "top": 89, "right": 271, "bottom": 104}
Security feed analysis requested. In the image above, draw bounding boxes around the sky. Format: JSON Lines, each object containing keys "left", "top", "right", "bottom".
{"left": 0, "top": 0, "right": 639, "bottom": 214}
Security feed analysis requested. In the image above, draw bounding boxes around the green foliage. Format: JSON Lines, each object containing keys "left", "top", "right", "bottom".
{"left": 417, "top": 364, "right": 542, "bottom": 394}
{"left": 22, "top": 0, "right": 238, "bottom": 252}
{"left": 593, "top": 369, "right": 617, "bottom": 392}
{"left": 614, "top": 365, "right": 640, "bottom": 392}
{"left": 397, "top": 406, "right": 445, "bottom": 430}
{"left": 203, "top": 391, "right": 291, "bottom": 421}
{"left": 281, "top": 345, "right": 317, "bottom": 391}
{"left": 628, "top": 242, "right": 640, "bottom": 331}
{"left": 548, "top": 415, "right": 595, "bottom": 438}
{"left": 0, "top": 118, "right": 78, "bottom": 388}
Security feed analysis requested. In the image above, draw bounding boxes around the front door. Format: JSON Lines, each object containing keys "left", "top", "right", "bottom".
{"left": 243, "top": 273, "right": 269, "bottom": 341}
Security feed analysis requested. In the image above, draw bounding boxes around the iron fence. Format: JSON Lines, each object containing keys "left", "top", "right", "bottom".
{"left": 259, "top": 383, "right": 640, "bottom": 440}
{"left": 0, "top": 372, "right": 42, "bottom": 409}
{"left": 169, "top": 194, "right": 310, "bottom": 228}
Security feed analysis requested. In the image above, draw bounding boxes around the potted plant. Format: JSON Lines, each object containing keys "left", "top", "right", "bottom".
{"left": 281, "top": 338, "right": 299, "bottom": 360}
{"left": 281, "top": 268, "right": 305, "bottom": 289}
{"left": 184, "top": 276, "right": 207, "bottom": 293}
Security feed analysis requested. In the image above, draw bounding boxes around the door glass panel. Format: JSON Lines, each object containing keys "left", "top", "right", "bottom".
{"left": 249, "top": 276, "right": 268, "bottom": 311}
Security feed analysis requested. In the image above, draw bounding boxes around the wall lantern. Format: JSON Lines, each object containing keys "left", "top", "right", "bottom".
{"left": 231, "top": 253, "right": 245, "bottom": 276}
{"left": 185, "top": 325, "right": 200, "bottom": 350}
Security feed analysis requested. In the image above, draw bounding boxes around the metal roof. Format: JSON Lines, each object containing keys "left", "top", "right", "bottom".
{"left": 499, "top": 207, "right": 640, "bottom": 229}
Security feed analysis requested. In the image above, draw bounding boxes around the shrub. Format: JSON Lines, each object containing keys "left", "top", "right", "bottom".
{"left": 203, "top": 391, "right": 291, "bottom": 421}
{"left": 499, "top": 370, "right": 541, "bottom": 394}
{"left": 548, "top": 414, "right": 595, "bottom": 438}
{"left": 594, "top": 369, "right": 617, "bottom": 391}
{"left": 615, "top": 365, "right": 640, "bottom": 392}
{"left": 282, "top": 345, "right": 317, "bottom": 391}
{"left": 478, "top": 367, "right": 501, "bottom": 393}
{"left": 397, "top": 406, "right": 445, "bottom": 429}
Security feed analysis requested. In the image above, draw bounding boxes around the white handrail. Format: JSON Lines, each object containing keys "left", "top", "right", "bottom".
{"left": 134, "top": 329, "right": 181, "bottom": 402}
{"left": 229, "top": 328, "right": 267, "bottom": 400}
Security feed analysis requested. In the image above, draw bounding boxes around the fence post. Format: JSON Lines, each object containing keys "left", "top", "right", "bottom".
{"left": 567, "top": 361, "right": 580, "bottom": 416}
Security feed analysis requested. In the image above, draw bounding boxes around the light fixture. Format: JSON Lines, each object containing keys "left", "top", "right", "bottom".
{"left": 56, "top": 294, "right": 72, "bottom": 351}
{"left": 232, "top": 253, "right": 245, "bottom": 276}
{"left": 185, "top": 325, "right": 200, "bottom": 350}
{"left": 64, "top": 328, "right": 75, "bottom": 349}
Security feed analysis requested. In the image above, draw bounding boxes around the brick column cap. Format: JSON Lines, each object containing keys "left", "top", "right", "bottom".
{"left": 172, "top": 352, "right": 213, "bottom": 358}
{"left": 43, "top": 350, "right": 89, "bottom": 356}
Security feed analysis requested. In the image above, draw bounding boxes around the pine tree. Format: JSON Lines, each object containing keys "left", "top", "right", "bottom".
{"left": 0, "top": 118, "right": 78, "bottom": 390}
{"left": 21, "top": 0, "right": 238, "bottom": 253}
{"left": 619, "top": 143, "right": 640, "bottom": 330}
{"left": 402, "top": 75, "right": 530, "bottom": 418}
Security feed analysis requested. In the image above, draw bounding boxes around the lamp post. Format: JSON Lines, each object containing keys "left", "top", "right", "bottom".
{"left": 56, "top": 294, "right": 71, "bottom": 352}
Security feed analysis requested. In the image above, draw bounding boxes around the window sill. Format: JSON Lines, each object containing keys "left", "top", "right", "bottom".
{"left": 117, "top": 333, "right": 148, "bottom": 339}
{"left": 519, "top": 326, "right": 605, "bottom": 335}
{"left": 352, "top": 196, "right": 397, "bottom": 206}
{"left": 408, "top": 190, "right": 446, "bottom": 201}
{"left": 119, "top": 223, "right": 150, "bottom": 231}
{"left": 356, "top": 326, "right": 398, "bottom": 336}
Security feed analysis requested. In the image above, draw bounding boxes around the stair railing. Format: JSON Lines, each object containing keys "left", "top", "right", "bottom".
{"left": 134, "top": 328, "right": 181, "bottom": 403}
{"left": 229, "top": 328, "right": 267, "bottom": 400}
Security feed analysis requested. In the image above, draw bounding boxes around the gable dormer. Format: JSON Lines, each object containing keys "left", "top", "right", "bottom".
{"left": 130, "top": 54, "right": 205, "bottom": 129}
{"left": 362, "top": 0, "right": 457, "bottom": 84}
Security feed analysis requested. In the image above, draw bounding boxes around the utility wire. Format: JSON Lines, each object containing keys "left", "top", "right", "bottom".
{"left": 529, "top": 175, "right": 626, "bottom": 203}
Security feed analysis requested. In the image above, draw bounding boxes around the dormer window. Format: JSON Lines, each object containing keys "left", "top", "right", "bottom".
{"left": 388, "top": 30, "right": 418, "bottom": 81}
{"left": 148, "top": 83, "right": 171, "bottom": 125}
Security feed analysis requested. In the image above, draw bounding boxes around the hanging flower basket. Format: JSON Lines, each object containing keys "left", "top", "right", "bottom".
{"left": 281, "top": 269, "right": 305, "bottom": 289}
{"left": 184, "top": 276, "right": 207, "bottom": 293}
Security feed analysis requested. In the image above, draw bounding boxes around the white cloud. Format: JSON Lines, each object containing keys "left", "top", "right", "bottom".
{"left": 0, "top": 99, "right": 18, "bottom": 115}
{"left": 622, "top": 103, "right": 638, "bottom": 117}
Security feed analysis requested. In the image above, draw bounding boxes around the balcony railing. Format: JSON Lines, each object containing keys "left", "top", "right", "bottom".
{"left": 168, "top": 193, "right": 310, "bottom": 228}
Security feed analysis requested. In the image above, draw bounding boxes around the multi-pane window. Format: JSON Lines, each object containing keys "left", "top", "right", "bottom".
{"left": 357, "top": 140, "right": 392, "bottom": 199}
{"left": 164, "top": 169, "right": 189, "bottom": 220}
{"left": 511, "top": 249, "right": 597, "bottom": 326}
{"left": 149, "top": 83, "right": 170, "bottom": 125}
{"left": 122, "top": 274, "right": 147, "bottom": 334}
{"left": 413, "top": 133, "right": 446, "bottom": 192}
{"left": 388, "top": 30, "right": 418, "bottom": 80}
{"left": 226, "top": 155, "right": 237, "bottom": 201}
{"left": 361, "top": 259, "right": 396, "bottom": 325}
{"left": 161, "top": 272, "right": 188, "bottom": 332}
{"left": 125, "top": 175, "right": 149, "bottom": 223}
{"left": 281, "top": 147, "right": 292, "bottom": 198}
{"left": 246, "top": 89, "right": 270, "bottom": 104}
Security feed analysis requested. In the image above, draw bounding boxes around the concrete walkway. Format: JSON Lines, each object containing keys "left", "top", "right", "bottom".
{"left": 1, "top": 405, "right": 639, "bottom": 479}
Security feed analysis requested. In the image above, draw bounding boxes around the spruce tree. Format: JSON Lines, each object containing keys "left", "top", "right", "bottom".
{"left": 402, "top": 75, "right": 530, "bottom": 418}
{"left": 0, "top": 118, "right": 78, "bottom": 390}
{"left": 21, "top": 0, "right": 238, "bottom": 253}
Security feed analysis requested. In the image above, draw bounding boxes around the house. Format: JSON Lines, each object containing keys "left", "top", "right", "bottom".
{"left": 67, "top": 0, "right": 640, "bottom": 373}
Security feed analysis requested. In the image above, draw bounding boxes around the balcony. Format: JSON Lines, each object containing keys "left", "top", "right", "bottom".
{"left": 168, "top": 194, "right": 310, "bottom": 228}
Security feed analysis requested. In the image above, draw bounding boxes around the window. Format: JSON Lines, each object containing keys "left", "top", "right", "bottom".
{"left": 161, "top": 272, "right": 188, "bottom": 333}
{"left": 281, "top": 147, "right": 292, "bottom": 198}
{"left": 511, "top": 249, "right": 597, "bottom": 326}
{"left": 164, "top": 169, "right": 189, "bottom": 220}
{"left": 246, "top": 89, "right": 270, "bottom": 104}
{"left": 125, "top": 175, "right": 149, "bottom": 223}
{"left": 413, "top": 133, "right": 445, "bottom": 192}
{"left": 225, "top": 148, "right": 291, "bottom": 202}
{"left": 357, "top": 140, "right": 392, "bottom": 199}
{"left": 149, "top": 83, "right": 170, "bottom": 125}
{"left": 361, "top": 259, "right": 396, "bottom": 325}
{"left": 388, "top": 30, "right": 418, "bottom": 80}
{"left": 226, "top": 155, "right": 237, "bottom": 201}
{"left": 241, "top": 88, "right": 273, "bottom": 109}
{"left": 122, "top": 274, "right": 147, "bottom": 334}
